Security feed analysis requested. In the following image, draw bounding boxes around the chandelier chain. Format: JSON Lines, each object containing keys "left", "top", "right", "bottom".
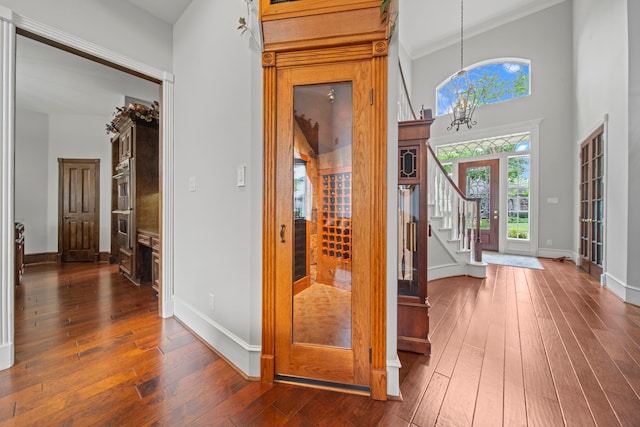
{"left": 460, "top": 0, "right": 464, "bottom": 71}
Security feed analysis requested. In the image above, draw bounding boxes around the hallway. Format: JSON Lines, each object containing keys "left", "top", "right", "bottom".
{"left": 1, "top": 259, "right": 639, "bottom": 425}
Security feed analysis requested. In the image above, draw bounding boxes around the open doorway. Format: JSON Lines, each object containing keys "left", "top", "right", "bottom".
{"left": 14, "top": 34, "right": 162, "bottom": 294}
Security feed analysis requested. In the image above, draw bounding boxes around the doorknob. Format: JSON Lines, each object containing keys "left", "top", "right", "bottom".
{"left": 280, "top": 224, "right": 285, "bottom": 243}
{"left": 493, "top": 210, "right": 498, "bottom": 220}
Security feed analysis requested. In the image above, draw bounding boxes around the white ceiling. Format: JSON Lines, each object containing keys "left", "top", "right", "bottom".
{"left": 126, "top": 0, "right": 193, "bottom": 25}
{"left": 399, "top": 0, "right": 567, "bottom": 59}
{"left": 15, "top": 0, "right": 567, "bottom": 117}
{"left": 16, "top": 35, "right": 160, "bottom": 117}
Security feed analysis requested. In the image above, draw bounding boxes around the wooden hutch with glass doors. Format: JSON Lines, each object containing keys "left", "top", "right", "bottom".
{"left": 260, "top": 0, "right": 394, "bottom": 400}
{"left": 397, "top": 118, "right": 433, "bottom": 355}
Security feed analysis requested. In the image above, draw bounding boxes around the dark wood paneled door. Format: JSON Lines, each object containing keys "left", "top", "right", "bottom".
{"left": 273, "top": 61, "right": 372, "bottom": 391}
{"left": 579, "top": 126, "right": 604, "bottom": 279}
{"left": 58, "top": 159, "right": 100, "bottom": 262}
{"left": 458, "top": 159, "right": 500, "bottom": 251}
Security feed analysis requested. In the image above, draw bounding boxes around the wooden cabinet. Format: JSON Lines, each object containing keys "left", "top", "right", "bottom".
{"left": 15, "top": 222, "right": 24, "bottom": 286}
{"left": 119, "top": 247, "right": 133, "bottom": 276}
{"left": 111, "top": 114, "right": 159, "bottom": 288}
{"left": 136, "top": 229, "right": 158, "bottom": 291}
{"left": 397, "top": 118, "right": 434, "bottom": 355}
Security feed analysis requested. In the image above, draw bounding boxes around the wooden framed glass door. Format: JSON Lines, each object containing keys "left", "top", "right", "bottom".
{"left": 579, "top": 126, "right": 604, "bottom": 278}
{"left": 458, "top": 159, "right": 500, "bottom": 252}
{"left": 273, "top": 61, "right": 372, "bottom": 390}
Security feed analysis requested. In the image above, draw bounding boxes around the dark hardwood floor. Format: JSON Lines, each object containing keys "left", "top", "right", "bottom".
{"left": 1, "top": 259, "right": 640, "bottom": 426}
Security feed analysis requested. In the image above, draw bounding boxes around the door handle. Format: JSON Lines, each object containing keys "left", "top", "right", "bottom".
{"left": 280, "top": 224, "right": 285, "bottom": 243}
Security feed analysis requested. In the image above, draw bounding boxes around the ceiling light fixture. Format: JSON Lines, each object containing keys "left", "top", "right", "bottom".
{"left": 447, "top": 0, "right": 479, "bottom": 131}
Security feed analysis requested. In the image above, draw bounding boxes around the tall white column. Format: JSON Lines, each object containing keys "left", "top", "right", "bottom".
{"left": 0, "top": 7, "right": 16, "bottom": 370}
{"left": 161, "top": 72, "right": 175, "bottom": 318}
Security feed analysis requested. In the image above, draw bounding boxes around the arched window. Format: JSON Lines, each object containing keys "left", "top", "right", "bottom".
{"left": 436, "top": 59, "right": 530, "bottom": 116}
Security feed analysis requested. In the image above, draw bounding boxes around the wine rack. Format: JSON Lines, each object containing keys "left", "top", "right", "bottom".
{"left": 318, "top": 169, "right": 352, "bottom": 286}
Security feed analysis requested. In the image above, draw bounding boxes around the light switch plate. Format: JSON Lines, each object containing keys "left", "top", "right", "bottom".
{"left": 188, "top": 176, "right": 196, "bottom": 192}
{"left": 237, "top": 166, "right": 246, "bottom": 187}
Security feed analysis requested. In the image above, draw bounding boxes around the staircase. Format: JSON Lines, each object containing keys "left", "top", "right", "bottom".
{"left": 398, "top": 61, "right": 487, "bottom": 280}
{"left": 425, "top": 142, "right": 486, "bottom": 279}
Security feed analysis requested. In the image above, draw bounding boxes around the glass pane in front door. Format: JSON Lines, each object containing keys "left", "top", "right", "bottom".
{"left": 459, "top": 159, "right": 500, "bottom": 251}
{"left": 292, "top": 82, "right": 353, "bottom": 349}
{"left": 465, "top": 166, "right": 491, "bottom": 230}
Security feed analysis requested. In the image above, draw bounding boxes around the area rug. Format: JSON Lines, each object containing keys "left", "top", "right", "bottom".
{"left": 482, "top": 251, "right": 543, "bottom": 270}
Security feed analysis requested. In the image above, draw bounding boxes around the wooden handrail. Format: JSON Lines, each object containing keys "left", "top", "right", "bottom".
{"left": 398, "top": 61, "right": 417, "bottom": 121}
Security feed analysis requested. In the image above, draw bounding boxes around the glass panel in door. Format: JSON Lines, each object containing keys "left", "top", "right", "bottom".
{"left": 292, "top": 82, "right": 353, "bottom": 349}
{"left": 274, "top": 60, "right": 371, "bottom": 389}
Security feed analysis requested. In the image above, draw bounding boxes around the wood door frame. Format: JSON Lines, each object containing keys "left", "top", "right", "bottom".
{"left": 579, "top": 125, "right": 605, "bottom": 279}
{"left": 458, "top": 159, "right": 500, "bottom": 252}
{"left": 261, "top": 41, "right": 388, "bottom": 400}
{"left": 57, "top": 158, "right": 100, "bottom": 262}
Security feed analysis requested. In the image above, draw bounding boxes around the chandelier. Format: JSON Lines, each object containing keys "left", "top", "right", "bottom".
{"left": 447, "top": 0, "right": 479, "bottom": 131}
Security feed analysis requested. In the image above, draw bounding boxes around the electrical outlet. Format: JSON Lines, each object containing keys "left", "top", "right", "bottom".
{"left": 547, "top": 239, "right": 552, "bottom": 246}
{"left": 209, "top": 293, "right": 215, "bottom": 311}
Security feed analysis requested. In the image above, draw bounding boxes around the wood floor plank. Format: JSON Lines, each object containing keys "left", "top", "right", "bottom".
{"left": 436, "top": 343, "right": 484, "bottom": 426}
{"left": 412, "top": 372, "right": 449, "bottom": 427}
{"left": 516, "top": 270, "right": 564, "bottom": 426}
{"left": 503, "top": 266, "right": 527, "bottom": 427}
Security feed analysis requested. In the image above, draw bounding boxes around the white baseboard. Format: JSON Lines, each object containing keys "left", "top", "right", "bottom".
{"left": 174, "top": 297, "right": 261, "bottom": 378}
{"left": 603, "top": 273, "right": 640, "bottom": 306}
{"left": 387, "top": 355, "right": 401, "bottom": 397}
{"left": 428, "top": 262, "right": 487, "bottom": 280}
{"left": 537, "top": 248, "right": 574, "bottom": 259}
{"left": 0, "top": 342, "right": 14, "bottom": 370}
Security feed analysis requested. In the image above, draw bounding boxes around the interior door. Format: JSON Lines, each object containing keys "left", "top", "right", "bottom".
{"left": 458, "top": 159, "right": 500, "bottom": 252}
{"left": 274, "top": 61, "right": 371, "bottom": 390}
{"left": 579, "top": 126, "right": 604, "bottom": 278}
{"left": 59, "top": 158, "right": 100, "bottom": 262}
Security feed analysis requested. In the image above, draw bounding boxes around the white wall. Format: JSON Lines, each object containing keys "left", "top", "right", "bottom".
{"left": 573, "top": 0, "right": 631, "bottom": 300}
{"left": 0, "top": 0, "right": 173, "bottom": 72}
{"left": 172, "top": 0, "right": 263, "bottom": 376}
{"left": 411, "top": 2, "right": 574, "bottom": 255}
{"left": 15, "top": 109, "right": 48, "bottom": 254}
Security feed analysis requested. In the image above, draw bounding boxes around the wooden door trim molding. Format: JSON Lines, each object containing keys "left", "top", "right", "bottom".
{"left": 261, "top": 43, "right": 388, "bottom": 400}
{"left": 57, "top": 158, "right": 100, "bottom": 262}
{"left": 261, "top": 63, "right": 277, "bottom": 384}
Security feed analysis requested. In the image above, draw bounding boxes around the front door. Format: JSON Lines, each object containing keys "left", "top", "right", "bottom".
{"left": 274, "top": 61, "right": 371, "bottom": 390}
{"left": 579, "top": 126, "right": 604, "bottom": 278}
{"left": 459, "top": 159, "right": 500, "bottom": 251}
{"left": 58, "top": 158, "right": 100, "bottom": 262}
